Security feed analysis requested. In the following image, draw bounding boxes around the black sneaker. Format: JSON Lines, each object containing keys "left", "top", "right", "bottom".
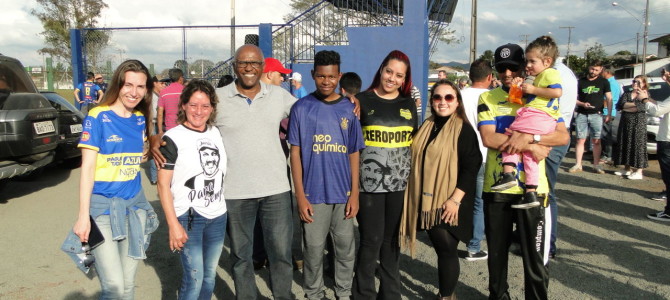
{"left": 511, "top": 191, "right": 541, "bottom": 209}
{"left": 651, "top": 191, "right": 667, "bottom": 201}
{"left": 465, "top": 250, "right": 488, "bottom": 261}
{"left": 491, "top": 172, "right": 517, "bottom": 192}
{"left": 647, "top": 211, "right": 670, "bottom": 222}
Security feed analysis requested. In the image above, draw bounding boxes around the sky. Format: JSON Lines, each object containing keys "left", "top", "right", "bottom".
{"left": 2, "top": 0, "right": 669, "bottom": 71}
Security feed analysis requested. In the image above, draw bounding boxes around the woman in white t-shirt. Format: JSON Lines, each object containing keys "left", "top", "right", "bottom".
{"left": 157, "top": 79, "right": 227, "bottom": 299}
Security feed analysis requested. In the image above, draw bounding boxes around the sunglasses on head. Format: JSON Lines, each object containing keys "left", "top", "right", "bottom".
{"left": 81, "top": 242, "right": 95, "bottom": 267}
{"left": 495, "top": 64, "right": 520, "bottom": 73}
{"left": 431, "top": 93, "right": 457, "bottom": 102}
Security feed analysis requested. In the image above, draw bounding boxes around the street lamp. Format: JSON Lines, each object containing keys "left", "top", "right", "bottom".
{"left": 612, "top": 1, "right": 650, "bottom": 75}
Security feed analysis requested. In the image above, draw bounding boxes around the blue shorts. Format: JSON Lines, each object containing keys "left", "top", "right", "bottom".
{"left": 575, "top": 112, "right": 603, "bottom": 139}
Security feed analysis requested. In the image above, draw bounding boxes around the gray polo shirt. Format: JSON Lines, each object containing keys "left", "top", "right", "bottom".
{"left": 216, "top": 81, "right": 297, "bottom": 199}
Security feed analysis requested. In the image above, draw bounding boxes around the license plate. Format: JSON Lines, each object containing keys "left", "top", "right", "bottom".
{"left": 33, "top": 120, "right": 56, "bottom": 135}
{"left": 70, "top": 124, "right": 83, "bottom": 134}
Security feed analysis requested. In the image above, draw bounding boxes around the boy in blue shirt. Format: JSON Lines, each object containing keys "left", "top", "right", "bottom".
{"left": 288, "top": 50, "right": 365, "bottom": 300}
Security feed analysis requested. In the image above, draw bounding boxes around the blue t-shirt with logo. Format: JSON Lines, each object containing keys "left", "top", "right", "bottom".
{"left": 79, "top": 106, "right": 146, "bottom": 199}
{"left": 288, "top": 93, "right": 365, "bottom": 204}
{"left": 77, "top": 81, "right": 102, "bottom": 105}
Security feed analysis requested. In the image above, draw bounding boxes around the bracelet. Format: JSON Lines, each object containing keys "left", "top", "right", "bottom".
{"left": 448, "top": 198, "right": 461, "bottom": 206}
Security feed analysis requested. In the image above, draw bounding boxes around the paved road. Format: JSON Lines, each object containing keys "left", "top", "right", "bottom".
{"left": 0, "top": 155, "right": 668, "bottom": 299}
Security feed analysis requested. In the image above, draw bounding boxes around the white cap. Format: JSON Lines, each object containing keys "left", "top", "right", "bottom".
{"left": 290, "top": 72, "right": 302, "bottom": 82}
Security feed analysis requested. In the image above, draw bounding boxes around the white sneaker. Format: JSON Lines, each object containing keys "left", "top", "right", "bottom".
{"left": 614, "top": 170, "right": 631, "bottom": 176}
{"left": 628, "top": 172, "right": 643, "bottom": 180}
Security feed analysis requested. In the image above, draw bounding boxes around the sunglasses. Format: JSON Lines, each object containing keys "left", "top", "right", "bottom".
{"left": 80, "top": 242, "right": 95, "bottom": 267}
{"left": 495, "top": 64, "right": 520, "bottom": 73}
{"left": 632, "top": 80, "right": 643, "bottom": 85}
{"left": 431, "top": 94, "right": 457, "bottom": 102}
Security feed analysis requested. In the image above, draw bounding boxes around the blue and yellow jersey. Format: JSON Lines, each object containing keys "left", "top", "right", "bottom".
{"left": 477, "top": 88, "right": 550, "bottom": 196}
{"left": 79, "top": 106, "right": 146, "bottom": 199}
{"left": 525, "top": 68, "right": 563, "bottom": 121}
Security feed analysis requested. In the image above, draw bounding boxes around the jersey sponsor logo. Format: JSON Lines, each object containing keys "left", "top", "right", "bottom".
{"left": 340, "top": 117, "right": 349, "bottom": 130}
{"left": 367, "top": 109, "right": 375, "bottom": 115}
{"left": 312, "top": 134, "right": 347, "bottom": 154}
{"left": 363, "top": 125, "right": 413, "bottom": 148}
{"left": 137, "top": 119, "right": 145, "bottom": 126}
{"left": 399, "top": 109, "right": 413, "bottom": 120}
{"left": 106, "top": 135, "right": 123, "bottom": 142}
{"left": 581, "top": 86, "right": 601, "bottom": 94}
{"left": 81, "top": 131, "right": 90, "bottom": 142}
{"left": 497, "top": 107, "right": 513, "bottom": 114}
{"left": 123, "top": 156, "right": 141, "bottom": 165}
{"left": 535, "top": 220, "right": 545, "bottom": 253}
{"left": 84, "top": 120, "right": 92, "bottom": 129}
{"left": 102, "top": 114, "right": 112, "bottom": 123}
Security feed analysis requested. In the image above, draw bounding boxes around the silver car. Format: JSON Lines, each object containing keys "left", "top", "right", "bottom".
{"left": 614, "top": 77, "right": 670, "bottom": 155}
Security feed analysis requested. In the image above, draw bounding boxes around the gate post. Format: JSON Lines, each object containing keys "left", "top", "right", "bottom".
{"left": 70, "top": 29, "right": 85, "bottom": 109}
{"left": 259, "top": 23, "right": 273, "bottom": 58}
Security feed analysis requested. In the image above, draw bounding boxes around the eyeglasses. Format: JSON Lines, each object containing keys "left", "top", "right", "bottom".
{"left": 632, "top": 80, "right": 642, "bottom": 85}
{"left": 235, "top": 61, "right": 263, "bottom": 69}
{"left": 495, "top": 64, "right": 520, "bottom": 73}
{"left": 80, "top": 242, "right": 95, "bottom": 267}
{"left": 431, "top": 94, "right": 457, "bottom": 102}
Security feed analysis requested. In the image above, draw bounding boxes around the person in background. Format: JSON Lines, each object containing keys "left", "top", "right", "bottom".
{"left": 613, "top": 75, "right": 649, "bottom": 180}
{"left": 95, "top": 74, "right": 108, "bottom": 93}
{"left": 458, "top": 77, "right": 470, "bottom": 90}
{"left": 289, "top": 49, "right": 365, "bottom": 300}
{"left": 157, "top": 79, "right": 227, "bottom": 300}
{"left": 600, "top": 66, "right": 622, "bottom": 164}
{"left": 544, "top": 57, "right": 578, "bottom": 259}
{"left": 74, "top": 72, "right": 103, "bottom": 116}
{"left": 643, "top": 69, "right": 670, "bottom": 222}
{"left": 340, "top": 72, "right": 362, "bottom": 97}
{"left": 400, "top": 79, "right": 481, "bottom": 300}
{"left": 291, "top": 72, "right": 309, "bottom": 99}
{"left": 437, "top": 70, "right": 447, "bottom": 81}
{"left": 411, "top": 85, "right": 423, "bottom": 121}
{"left": 157, "top": 68, "right": 185, "bottom": 135}
{"left": 72, "top": 59, "right": 158, "bottom": 298}
{"left": 460, "top": 58, "right": 493, "bottom": 262}
{"left": 353, "top": 50, "right": 417, "bottom": 300}
{"left": 148, "top": 76, "right": 168, "bottom": 185}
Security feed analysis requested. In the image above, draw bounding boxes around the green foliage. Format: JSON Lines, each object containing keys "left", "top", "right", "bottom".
{"left": 429, "top": 61, "right": 442, "bottom": 69}
{"left": 478, "top": 50, "right": 494, "bottom": 63}
{"left": 614, "top": 50, "right": 633, "bottom": 56}
{"left": 31, "top": 0, "right": 110, "bottom": 69}
{"left": 584, "top": 42, "right": 608, "bottom": 65}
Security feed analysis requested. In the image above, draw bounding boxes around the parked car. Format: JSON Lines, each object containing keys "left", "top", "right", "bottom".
{"left": 612, "top": 77, "right": 670, "bottom": 155}
{"left": 40, "top": 91, "right": 83, "bottom": 168}
{"left": 0, "top": 54, "right": 60, "bottom": 186}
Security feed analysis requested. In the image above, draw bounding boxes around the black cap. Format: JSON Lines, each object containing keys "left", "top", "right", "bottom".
{"left": 494, "top": 44, "right": 524, "bottom": 68}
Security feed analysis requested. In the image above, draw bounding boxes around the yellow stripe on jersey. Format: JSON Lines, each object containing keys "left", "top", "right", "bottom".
{"left": 94, "top": 152, "right": 143, "bottom": 182}
{"left": 362, "top": 125, "right": 414, "bottom": 148}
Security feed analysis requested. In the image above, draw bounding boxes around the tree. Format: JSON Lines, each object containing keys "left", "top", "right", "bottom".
{"left": 614, "top": 50, "right": 633, "bottom": 56}
{"left": 478, "top": 50, "right": 494, "bottom": 62}
{"left": 584, "top": 43, "right": 608, "bottom": 65}
{"left": 31, "top": 0, "right": 110, "bottom": 70}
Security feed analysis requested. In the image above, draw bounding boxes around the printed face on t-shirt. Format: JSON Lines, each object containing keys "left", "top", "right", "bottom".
{"left": 199, "top": 148, "right": 220, "bottom": 176}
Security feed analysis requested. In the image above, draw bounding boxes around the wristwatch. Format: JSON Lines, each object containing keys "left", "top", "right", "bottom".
{"left": 532, "top": 134, "right": 541, "bottom": 144}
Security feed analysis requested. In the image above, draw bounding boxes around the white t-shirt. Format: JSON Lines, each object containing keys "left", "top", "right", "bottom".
{"left": 555, "top": 61, "right": 578, "bottom": 125}
{"left": 461, "top": 87, "right": 489, "bottom": 158}
{"left": 161, "top": 125, "right": 227, "bottom": 219}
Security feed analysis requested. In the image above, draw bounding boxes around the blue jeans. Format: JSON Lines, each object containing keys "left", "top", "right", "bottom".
{"left": 177, "top": 210, "right": 227, "bottom": 300}
{"left": 92, "top": 209, "right": 147, "bottom": 299}
{"left": 545, "top": 142, "right": 570, "bottom": 255}
{"left": 467, "top": 165, "right": 486, "bottom": 253}
{"left": 226, "top": 191, "right": 293, "bottom": 300}
{"left": 574, "top": 112, "right": 603, "bottom": 139}
{"left": 658, "top": 141, "right": 670, "bottom": 214}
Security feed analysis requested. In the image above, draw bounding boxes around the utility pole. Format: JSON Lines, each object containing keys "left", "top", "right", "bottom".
{"left": 559, "top": 26, "right": 575, "bottom": 67}
{"left": 231, "top": 0, "right": 236, "bottom": 57}
{"left": 469, "top": 0, "right": 477, "bottom": 63}
{"left": 519, "top": 34, "right": 530, "bottom": 47}
{"left": 642, "top": 0, "right": 649, "bottom": 75}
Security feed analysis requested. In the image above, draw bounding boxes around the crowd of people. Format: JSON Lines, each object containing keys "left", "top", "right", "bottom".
{"left": 63, "top": 37, "right": 670, "bottom": 300}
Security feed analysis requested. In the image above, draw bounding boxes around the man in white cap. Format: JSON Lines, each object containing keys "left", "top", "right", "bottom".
{"left": 291, "top": 72, "right": 309, "bottom": 99}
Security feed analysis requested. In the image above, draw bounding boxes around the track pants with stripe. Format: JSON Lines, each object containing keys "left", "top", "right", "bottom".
{"left": 484, "top": 194, "right": 551, "bottom": 300}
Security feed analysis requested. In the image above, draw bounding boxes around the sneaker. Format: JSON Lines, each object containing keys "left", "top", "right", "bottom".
{"left": 491, "top": 172, "right": 517, "bottom": 192}
{"left": 627, "top": 172, "right": 643, "bottom": 180}
{"left": 599, "top": 156, "right": 612, "bottom": 165}
{"left": 465, "top": 250, "right": 488, "bottom": 261}
{"left": 651, "top": 191, "right": 667, "bottom": 201}
{"left": 647, "top": 211, "right": 670, "bottom": 222}
{"left": 568, "top": 165, "right": 582, "bottom": 173}
{"left": 511, "top": 191, "right": 541, "bottom": 209}
{"left": 594, "top": 165, "right": 605, "bottom": 174}
{"left": 614, "top": 170, "right": 631, "bottom": 176}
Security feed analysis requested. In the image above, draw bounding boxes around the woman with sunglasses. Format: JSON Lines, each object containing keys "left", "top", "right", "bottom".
{"left": 353, "top": 50, "right": 417, "bottom": 299}
{"left": 72, "top": 60, "right": 158, "bottom": 299}
{"left": 613, "top": 75, "right": 650, "bottom": 179}
{"left": 400, "top": 80, "right": 481, "bottom": 300}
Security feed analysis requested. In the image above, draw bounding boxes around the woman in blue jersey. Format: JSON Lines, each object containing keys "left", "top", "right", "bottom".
{"left": 72, "top": 60, "right": 158, "bottom": 299}
{"left": 353, "top": 50, "right": 417, "bottom": 299}
{"left": 157, "top": 80, "right": 228, "bottom": 299}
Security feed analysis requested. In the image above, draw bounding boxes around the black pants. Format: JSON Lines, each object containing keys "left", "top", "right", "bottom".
{"left": 352, "top": 191, "right": 403, "bottom": 300}
{"left": 484, "top": 195, "right": 550, "bottom": 300}
{"left": 427, "top": 224, "right": 460, "bottom": 297}
{"left": 658, "top": 141, "right": 670, "bottom": 213}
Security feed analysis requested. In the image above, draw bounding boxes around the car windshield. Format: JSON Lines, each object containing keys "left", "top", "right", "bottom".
{"left": 0, "top": 57, "right": 38, "bottom": 93}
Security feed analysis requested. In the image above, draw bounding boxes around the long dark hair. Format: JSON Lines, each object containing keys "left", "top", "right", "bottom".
{"left": 366, "top": 50, "right": 413, "bottom": 97}
{"left": 177, "top": 79, "right": 218, "bottom": 127}
{"left": 98, "top": 59, "right": 153, "bottom": 136}
{"left": 429, "top": 79, "right": 468, "bottom": 123}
